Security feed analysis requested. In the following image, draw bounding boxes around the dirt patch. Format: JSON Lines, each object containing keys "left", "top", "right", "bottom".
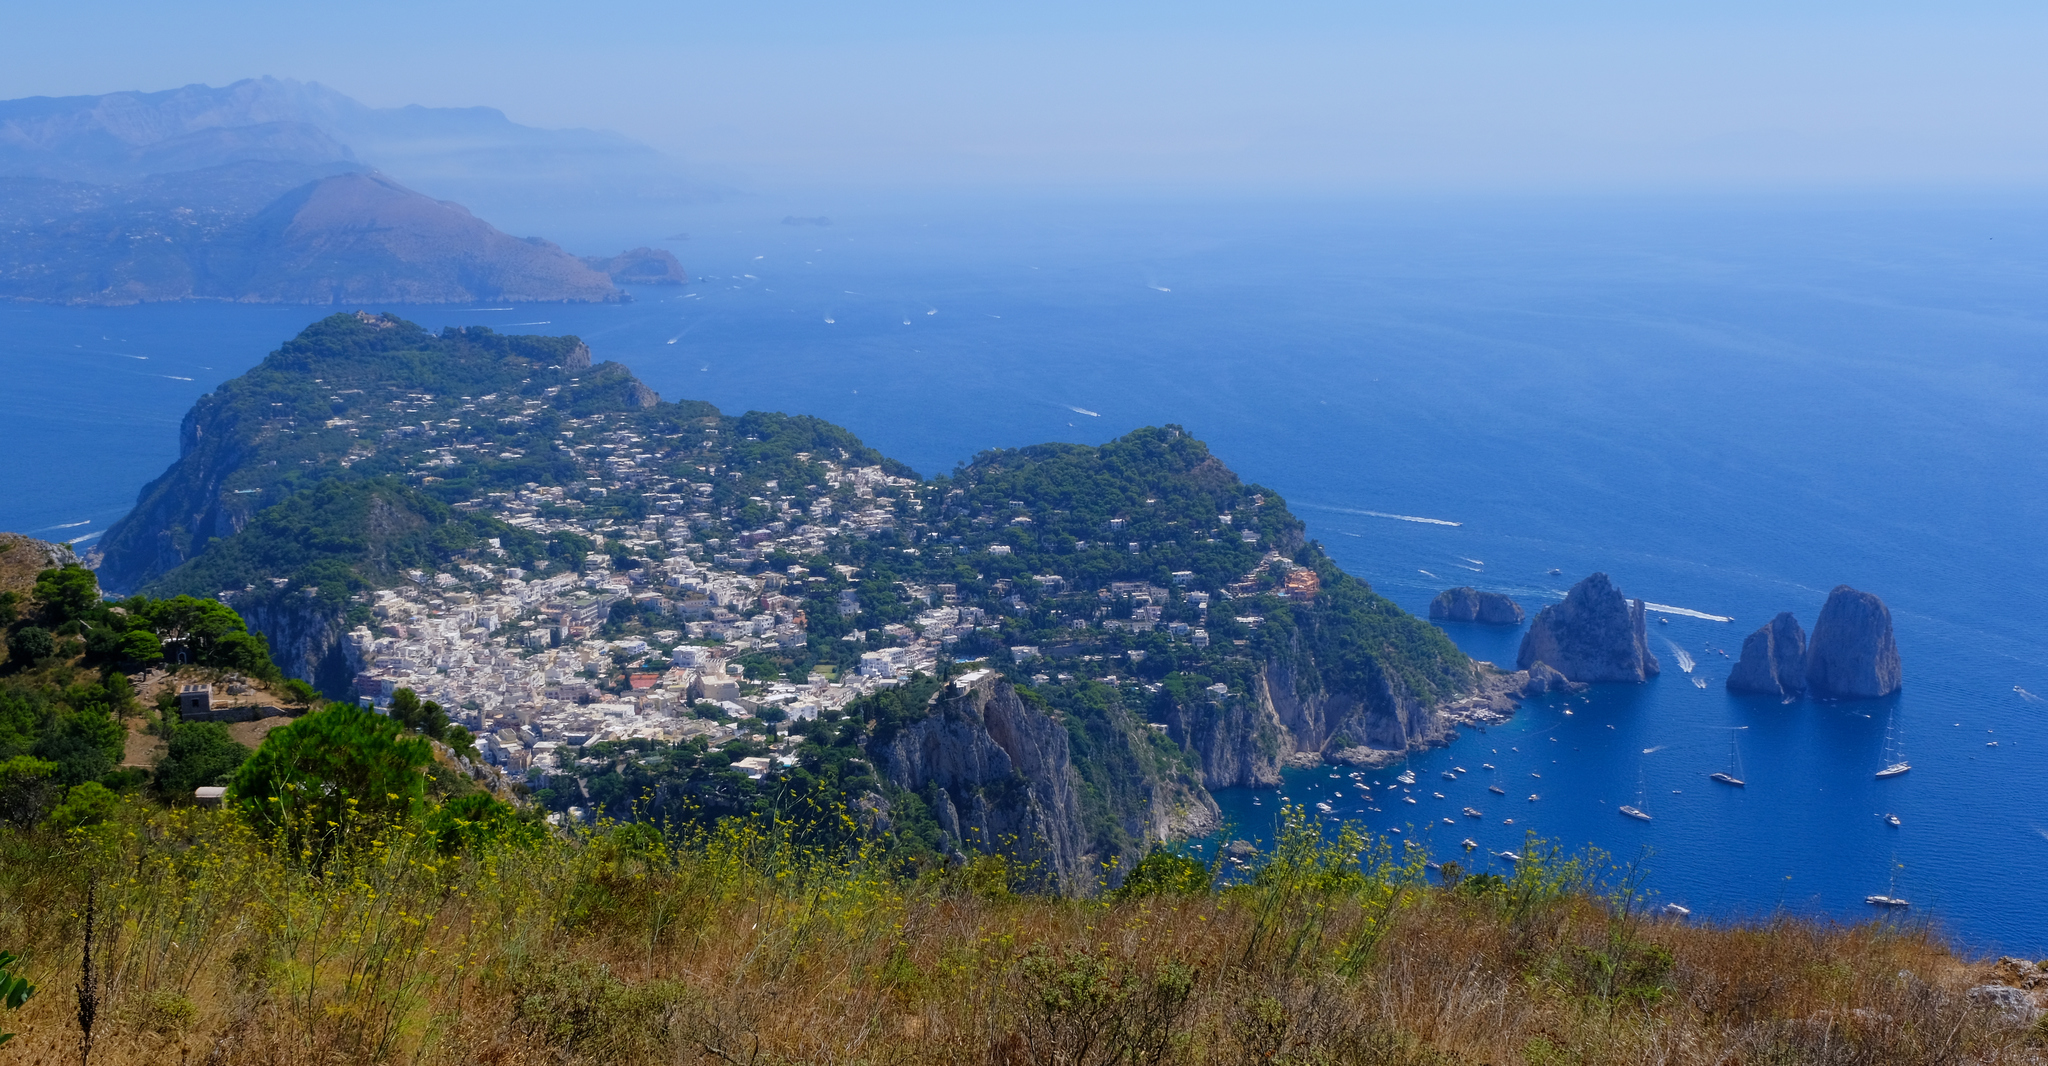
{"left": 122, "top": 718, "right": 166, "bottom": 768}
{"left": 228, "top": 717, "right": 293, "bottom": 747}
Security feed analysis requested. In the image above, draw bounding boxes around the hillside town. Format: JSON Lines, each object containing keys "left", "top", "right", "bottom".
{"left": 332, "top": 408, "right": 949, "bottom": 786}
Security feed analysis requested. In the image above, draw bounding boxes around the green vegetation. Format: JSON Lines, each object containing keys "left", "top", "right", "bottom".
{"left": 0, "top": 796, "right": 2009, "bottom": 1066}
{"left": 0, "top": 950, "right": 31, "bottom": 1049}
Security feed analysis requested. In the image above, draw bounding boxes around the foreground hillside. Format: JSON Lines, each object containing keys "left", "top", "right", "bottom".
{"left": 0, "top": 799, "right": 2027, "bottom": 1066}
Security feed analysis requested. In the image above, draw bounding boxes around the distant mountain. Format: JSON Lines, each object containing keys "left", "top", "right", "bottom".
{"left": 0, "top": 78, "right": 704, "bottom": 305}
{"left": 0, "top": 77, "right": 719, "bottom": 237}
{"left": 0, "top": 168, "right": 623, "bottom": 305}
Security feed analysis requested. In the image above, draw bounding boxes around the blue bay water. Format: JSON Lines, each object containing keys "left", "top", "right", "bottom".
{"left": 2, "top": 192, "right": 2045, "bottom": 949}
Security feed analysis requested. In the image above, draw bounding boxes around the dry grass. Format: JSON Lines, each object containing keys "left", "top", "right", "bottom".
{"left": 0, "top": 802, "right": 2034, "bottom": 1066}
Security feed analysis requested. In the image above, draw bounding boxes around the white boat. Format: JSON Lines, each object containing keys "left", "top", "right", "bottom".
{"left": 1316, "top": 802, "right": 1332, "bottom": 813}
{"left": 1441, "top": 771, "right": 1458, "bottom": 781}
{"left": 1885, "top": 813, "right": 1902, "bottom": 827}
{"left": 1461, "top": 838, "right": 1478, "bottom": 850}
{"left": 1403, "top": 796, "right": 1417, "bottom": 805}
{"left": 1619, "top": 767, "right": 1652, "bottom": 820}
{"left": 1711, "top": 728, "right": 1747, "bottom": 787}
{"left": 1663, "top": 903, "right": 1691, "bottom": 917}
{"left": 1489, "top": 785, "right": 1507, "bottom": 795}
{"left": 1441, "top": 817, "right": 1455, "bottom": 826}
{"left": 1498, "top": 850, "right": 1521, "bottom": 863}
{"left": 1867, "top": 861, "right": 1910, "bottom": 907}
{"left": 1462, "top": 807, "right": 1483, "bottom": 818}
{"left": 1396, "top": 771, "right": 1416, "bottom": 785}
{"left": 1876, "top": 711, "right": 1910, "bottom": 778}
{"left": 1527, "top": 793, "right": 1541, "bottom": 802}
{"left": 1432, "top": 792, "right": 1446, "bottom": 799}
{"left": 1481, "top": 763, "right": 1496, "bottom": 770}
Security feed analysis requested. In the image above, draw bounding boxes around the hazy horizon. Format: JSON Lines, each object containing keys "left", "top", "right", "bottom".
{"left": 10, "top": 0, "right": 2048, "bottom": 195}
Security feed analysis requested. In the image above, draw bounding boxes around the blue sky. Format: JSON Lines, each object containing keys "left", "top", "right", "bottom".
{"left": 10, "top": 0, "right": 2048, "bottom": 191}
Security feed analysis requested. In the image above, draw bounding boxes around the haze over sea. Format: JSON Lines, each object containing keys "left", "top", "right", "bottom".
{"left": 3, "top": 192, "right": 2045, "bottom": 949}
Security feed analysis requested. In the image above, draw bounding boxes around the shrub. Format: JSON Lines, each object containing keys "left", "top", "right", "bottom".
{"left": 6, "top": 627, "right": 52, "bottom": 666}
{"left": 31, "top": 708, "right": 124, "bottom": 786}
{"left": 0, "top": 756, "right": 59, "bottom": 828}
{"left": 230, "top": 705, "right": 433, "bottom": 857}
{"left": 425, "top": 791, "right": 545, "bottom": 855}
{"left": 155, "top": 721, "right": 250, "bottom": 798}
{"left": 43, "top": 781, "right": 119, "bottom": 831}
{"left": 1109, "top": 848, "right": 1212, "bottom": 901}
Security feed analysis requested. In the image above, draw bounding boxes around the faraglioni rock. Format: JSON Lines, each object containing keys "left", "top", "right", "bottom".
{"left": 1805, "top": 586, "right": 1902, "bottom": 699}
{"left": 1727, "top": 612, "right": 1808, "bottom": 698}
{"left": 1515, "top": 573, "right": 1660, "bottom": 683}
{"left": 1429, "top": 587, "right": 1525, "bottom": 625}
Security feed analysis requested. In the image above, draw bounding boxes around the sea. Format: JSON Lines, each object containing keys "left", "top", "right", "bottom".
{"left": 3, "top": 190, "right": 2045, "bottom": 951}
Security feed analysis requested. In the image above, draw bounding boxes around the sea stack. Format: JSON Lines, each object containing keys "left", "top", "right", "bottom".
{"left": 1429, "top": 587, "right": 1525, "bottom": 625}
{"left": 1805, "top": 586, "right": 1902, "bottom": 699}
{"left": 1515, "top": 573, "right": 1660, "bottom": 683}
{"left": 1726, "top": 612, "right": 1807, "bottom": 698}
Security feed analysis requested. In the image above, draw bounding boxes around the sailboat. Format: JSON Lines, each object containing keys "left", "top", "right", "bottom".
{"left": 1710, "top": 727, "right": 1747, "bottom": 787}
{"left": 1876, "top": 710, "right": 1911, "bottom": 779}
{"left": 1866, "top": 861, "right": 1911, "bottom": 908}
{"left": 1619, "top": 767, "right": 1653, "bottom": 821}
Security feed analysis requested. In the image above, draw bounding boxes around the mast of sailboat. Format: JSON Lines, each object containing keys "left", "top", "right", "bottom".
{"left": 1711, "top": 726, "right": 1747, "bottom": 786}
{"left": 1877, "top": 708, "right": 1911, "bottom": 778}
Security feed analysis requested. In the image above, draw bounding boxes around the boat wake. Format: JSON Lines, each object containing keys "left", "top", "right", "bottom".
{"left": 1299, "top": 503, "right": 1462, "bottom": 527}
{"left": 1419, "top": 569, "right": 1438, "bottom": 578}
{"left": 2016, "top": 686, "right": 2044, "bottom": 703}
{"left": 1643, "top": 602, "right": 1734, "bottom": 623}
{"left": 1663, "top": 640, "right": 1697, "bottom": 674}
{"left": 1067, "top": 405, "right": 1100, "bottom": 417}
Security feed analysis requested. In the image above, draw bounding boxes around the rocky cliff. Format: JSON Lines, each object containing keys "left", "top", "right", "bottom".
{"left": 1727, "top": 611, "right": 1807, "bottom": 698}
{"left": 0, "top": 533, "right": 80, "bottom": 596}
{"left": 1805, "top": 586, "right": 1902, "bottom": 699}
{"left": 1515, "top": 573, "right": 1660, "bottom": 683}
{"left": 868, "top": 671, "right": 1090, "bottom": 890}
{"left": 1429, "top": 587, "right": 1524, "bottom": 625}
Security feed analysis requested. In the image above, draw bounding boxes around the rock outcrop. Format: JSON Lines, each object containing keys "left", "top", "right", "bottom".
{"left": 1429, "top": 587, "right": 1525, "bottom": 625}
{"left": 582, "top": 247, "right": 689, "bottom": 286}
{"left": 1515, "top": 573, "right": 1660, "bottom": 683}
{"left": 0, "top": 533, "right": 80, "bottom": 596}
{"left": 868, "top": 671, "right": 1089, "bottom": 891}
{"left": 1726, "top": 612, "right": 1807, "bottom": 698}
{"left": 1520, "top": 662, "right": 1579, "bottom": 696}
{"left": 1805, "top": 586, "right": 1902, "bottom": 699}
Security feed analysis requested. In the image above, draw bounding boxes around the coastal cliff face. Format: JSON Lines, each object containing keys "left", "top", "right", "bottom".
{"left": 869, "top": 672, "right": 1089, "bottom": 891}
{"left": 1728, "top": 612, "right": 1808, "bottom": 698}
{"left": 1806, "top": 586, "right": 1902, "bottom": 699}
{"left": 1516, "top": 573, "right": 1660, "bottom": 683}
{"left": 233, "top": 594, "right": 354, "bottom": 694}
{"left": 1429, "top": 587, "right": 1524, "bottom": 625}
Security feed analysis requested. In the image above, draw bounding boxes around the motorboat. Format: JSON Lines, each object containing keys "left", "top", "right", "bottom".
{"left": 1462, "top": 807, "right": 1484, "bottom": 818}
{"left": 1489, "top": 785, "right": 1507, "bottom": 795}
{"left": 1885, "top": 813, "right": 1901, "bottom": 827}
{"left": 1663, "top": 903, "right": 1690, "bottom": 916}
{"left": 1461, "top": 838, "right": 1478, "bottom": 851}
{"left": 1619, "top": 805, "right": 1652, "bottom": 821}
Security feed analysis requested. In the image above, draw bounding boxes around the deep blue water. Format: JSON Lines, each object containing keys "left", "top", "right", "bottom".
{"left": 3, "top": 192, "right": 2045, "bottom": 950}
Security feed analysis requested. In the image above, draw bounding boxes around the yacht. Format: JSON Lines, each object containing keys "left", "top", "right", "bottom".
{"left": 1441, "top": 817, "right": 1455, "bottom": 826}
{"left": 1403, "top": 796, "right": 1418, "bottom": 805}
{"left": 1461, "top": 838, "right": 1479, "bottom": 851}
{"left": 1498, "top": 850, "right": 1521, "bottom": 862}
{"left": 1711, "top": 728, "right": 1747, "bottom": 787}
{"left": 1489, "top": 785, "right": 1507, "bottom": 796}
{"left": 1619, "top": 766, "right": 1653, "bottom": 820}
{"left": 1876, "top": 710, "right": 1911, "bottom": 778}
{"left": 1867, "top": 862, "right": 1910, "bottom": 907}
{"left": 1528, "top": 793, "right": 1541, "bottom": 801}
{"left": 1441, "top": 770, "right": 1459, "bottom": 781}
{"left": 1396, "top": 771, "right": 1417, "bottom": 785}
{"left": 1481, "top": 763, "right": 1495, "bottom": 770}
{"left": 1462, "top": 807, "right": 1484, "bottom": 819}
{"left": 1316, "top": 802, "right": 1332, "bottom": 813}
{"left": 1663, "top": 903, "right": 1691, "bottom": 917}
{"left": 1885, "top": 813, "right": 1902, "bottom": 827}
